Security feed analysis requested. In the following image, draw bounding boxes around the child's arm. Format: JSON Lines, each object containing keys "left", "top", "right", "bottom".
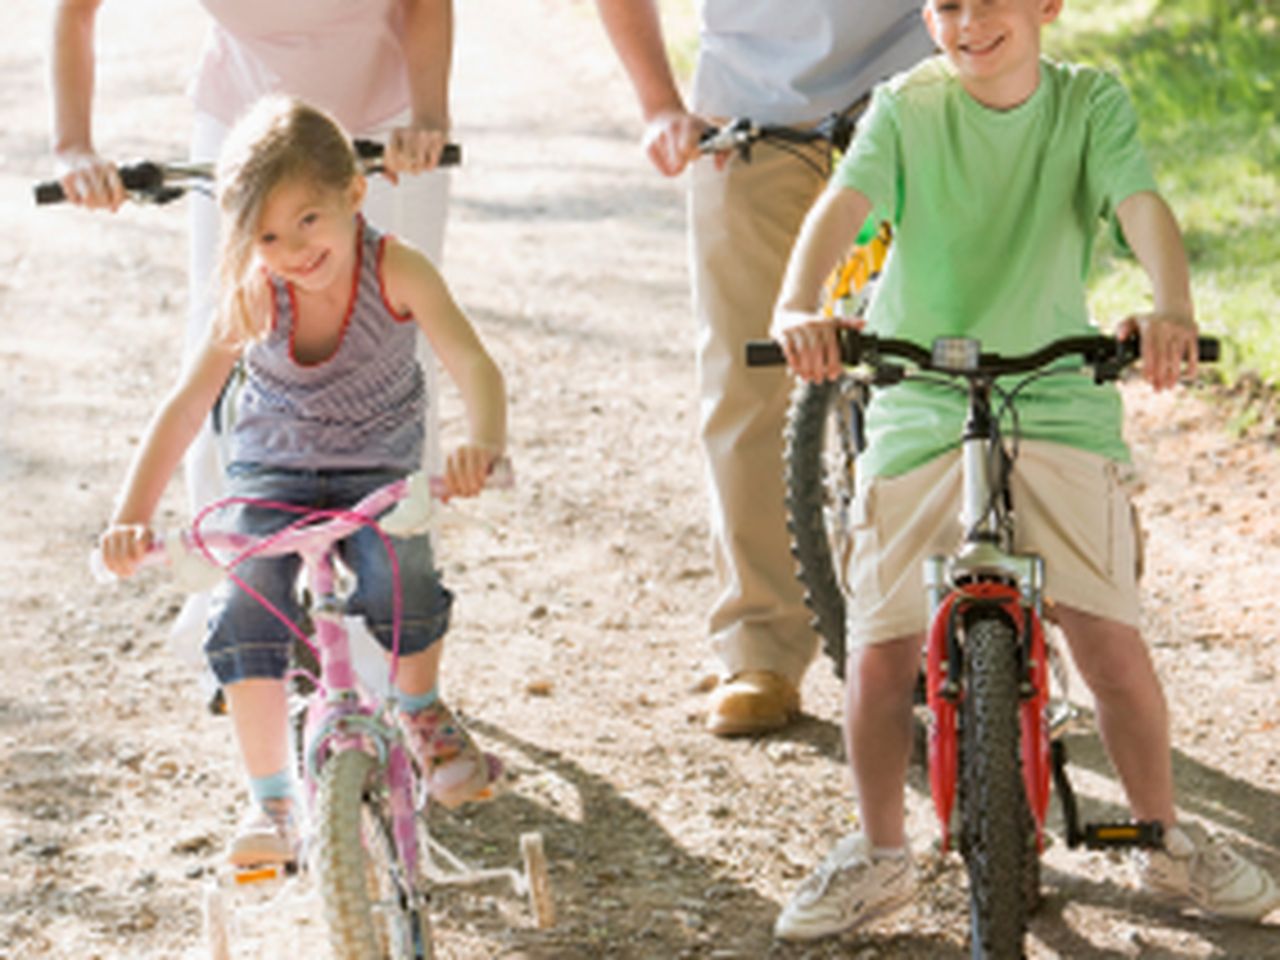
{"left": 1114, "top": 191, "right": 1198, "bottom": 391}
{"left": 772, "top": 184, "right": 873, "bottom": 383}
{"left": 100, "top": 337, "right": 242, "bottom": 576}
{"left": 382, "top": 239, "right": 507, "bottom": 499}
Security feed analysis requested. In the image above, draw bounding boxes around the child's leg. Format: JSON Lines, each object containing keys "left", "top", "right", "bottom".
{"left": 391, "top": 639, "right": 444, "bottom": 702}
{"left": 1054, "top": 605, "right": 1175, "bottom": 825}
{"left": 844, "top": 633, "right": 925, "bottom": 849}
{"left": 223, "top": 678, "right": 292, "bottom": 780}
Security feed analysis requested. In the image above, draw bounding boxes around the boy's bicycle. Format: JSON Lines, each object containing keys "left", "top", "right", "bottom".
{"left": 94, "top": 465, "right": 554, "bottom": 959}
{"left": 699, "top": 110, "right": 888, "bottom": 679}
{"left": 748, "top": 328, "right": 1218, "bottom": 959}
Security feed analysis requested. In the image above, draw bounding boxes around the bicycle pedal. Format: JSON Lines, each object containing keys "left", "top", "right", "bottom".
{"left": 232, "top": 860, "right": 297, "bottom": 886}
{"left": 1081, "top": 821, "right": 1164, "bottom": 850}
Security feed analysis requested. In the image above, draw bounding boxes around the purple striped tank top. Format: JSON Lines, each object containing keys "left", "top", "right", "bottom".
{"left": 229, "top": 218, "right": 425, "bottom": 472}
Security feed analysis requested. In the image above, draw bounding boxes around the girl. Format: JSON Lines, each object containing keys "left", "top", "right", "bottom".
{"left": 98, "top": 96, "right": 506, "bottom": 867}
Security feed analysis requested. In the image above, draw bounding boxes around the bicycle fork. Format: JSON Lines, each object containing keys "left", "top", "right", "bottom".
{"left": 302, "top": 551, "right": 427, "bottom": 880}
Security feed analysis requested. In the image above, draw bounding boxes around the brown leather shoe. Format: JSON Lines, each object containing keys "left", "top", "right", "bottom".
{"left": 706, "top": 670, "right": 800, "bottom": 736}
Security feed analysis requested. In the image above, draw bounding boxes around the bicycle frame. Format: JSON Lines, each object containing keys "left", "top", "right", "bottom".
{"left": 747, "top": 327, "right": 1217, "bottom": 957}
{"left": 918, "top": 361, "right": 1052, "bottom": 854}
{"left": 186, "top": 475, "right": 427, "bottom": 878}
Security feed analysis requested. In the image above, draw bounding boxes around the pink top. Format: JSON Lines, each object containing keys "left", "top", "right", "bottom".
{"left": 192, "top": 0, "right": 411, "bottom": 133}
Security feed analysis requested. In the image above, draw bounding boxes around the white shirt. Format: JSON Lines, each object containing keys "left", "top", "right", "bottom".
{"left": 693, "top": 0, "right": 935, "bottom": 124}
{"left": 191, "top": 0, "right": 410, "bottom": 133}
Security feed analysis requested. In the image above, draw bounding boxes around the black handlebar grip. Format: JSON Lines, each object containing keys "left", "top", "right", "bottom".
{"left": 1198, "top": 337, "right": 1219, "bottom": 363}
{"left": 745, "top": 339, "right": 786, "bottom": 366}
{"left": 33, "top": 181, "right": 66, "bottom": 205}
{"left": 352, "top": 139, "right": 463, "bottom": 167}
{"left": 34, "top": 161, "right": 166, "bottom": 205}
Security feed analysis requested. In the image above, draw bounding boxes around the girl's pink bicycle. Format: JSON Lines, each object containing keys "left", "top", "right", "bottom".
{"left": 95, "top": 462, "right": 554, "bottom": 959}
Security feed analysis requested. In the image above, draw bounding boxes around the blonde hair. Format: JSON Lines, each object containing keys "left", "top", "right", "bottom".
{"left": 213, "top": 96, "right": 358, "bottom": 344}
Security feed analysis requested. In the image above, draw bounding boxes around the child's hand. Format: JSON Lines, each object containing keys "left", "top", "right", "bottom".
{"left": 1116, "top": 310, "right": 1198, "bottom": 391}
{"left": 441, "top": 444, "right": 501, "bottom": 501}
{"left": 772, "top": 309, "right": 855, "bottom": 383}
{"left": 98, "top": 523, "right": 153, "bottom": 578}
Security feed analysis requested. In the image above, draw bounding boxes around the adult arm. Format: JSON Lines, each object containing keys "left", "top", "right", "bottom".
{"left": 771, "top": 185, "right": 873, "bottom": 383}
{"left": 48, "top": 0, "right": 125, "bottom": 209}
{"left": 384, "top": 0, "right": 453, "bottom": 178}
{"left": 383, "top": 239, "right": 507, "bottom": 498}
{"left": 593, "top": 0, "right": 703, "bottom": 176}
{"left": 1114, "top": 190, "right": 1198, "bottom": 391}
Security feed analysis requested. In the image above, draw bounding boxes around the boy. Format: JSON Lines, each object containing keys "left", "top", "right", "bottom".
{"left": 770, "top": 0, "right": 1278, "bottom": 941}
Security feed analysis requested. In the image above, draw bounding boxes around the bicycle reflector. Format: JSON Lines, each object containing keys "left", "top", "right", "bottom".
{"left": 931, "top": 337, "right": 981, "bottom": 372}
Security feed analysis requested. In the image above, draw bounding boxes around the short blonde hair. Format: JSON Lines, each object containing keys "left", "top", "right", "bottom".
{"left": 213, "top": 96, "right": 358, "bottom": 343}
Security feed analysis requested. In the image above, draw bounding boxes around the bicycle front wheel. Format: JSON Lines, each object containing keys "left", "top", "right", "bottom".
{"left": 958, "top": 613, "right": 1037, "bottom": 960}
{"left": 783, "top": 376, "right": 863, "bottom": 677}
{"left": 315, "top": 748, "right": 433, "bottom": 960}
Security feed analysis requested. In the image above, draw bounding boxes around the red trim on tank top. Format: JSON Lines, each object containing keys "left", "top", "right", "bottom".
{"left": 287, "top": 217, "right": 364, "bottom": 367}
{"left": 376, "top": 234, "right": 416, "bottom": 324}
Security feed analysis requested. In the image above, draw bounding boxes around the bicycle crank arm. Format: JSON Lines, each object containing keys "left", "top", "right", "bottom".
{"left": 1051, "top": 740, "right": 1165, "bottom": 849}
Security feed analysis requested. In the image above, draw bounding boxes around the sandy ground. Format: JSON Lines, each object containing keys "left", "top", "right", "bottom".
{"left": 1, "top": 1, "right": 1278, "bottom": 957}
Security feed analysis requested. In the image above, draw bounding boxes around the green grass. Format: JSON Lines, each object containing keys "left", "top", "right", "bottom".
{"left": 1048, "top": 0, "right": 1280, "bottom": 383}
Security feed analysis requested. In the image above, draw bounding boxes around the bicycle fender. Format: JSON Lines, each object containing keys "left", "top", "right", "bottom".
{"left": 927, "top": 583, "right": 1053, "bottom": 851}
{"left": 926, "top": 599, "right": 959, "bottom": 851}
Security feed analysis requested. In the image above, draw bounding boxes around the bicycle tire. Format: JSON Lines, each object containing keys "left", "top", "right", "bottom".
{"left": 783, "top": 376, "right": 862, "bottom": 678}
{"left": 315, "top": 748, "right": 433, "bottom": 960}
{"left": 519, "top": 832, "right": 557, "bottom": 930}
{"left": 202, "top": 882, "right": 231, "bottom": 960}
{"left": 958, "top": 612, "right": 1035, "bottom": 960}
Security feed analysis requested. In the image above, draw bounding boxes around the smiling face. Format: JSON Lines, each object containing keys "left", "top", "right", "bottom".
{"left": 924, "top": 0, "right": 1063, "bottom": 108}
{"left": 253, "top": 174, "right": 366, "bottom": 294}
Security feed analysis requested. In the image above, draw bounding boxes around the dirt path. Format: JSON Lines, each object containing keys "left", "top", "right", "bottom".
{"left": 2, "top": 1, "right": 1277, "bottom": 957}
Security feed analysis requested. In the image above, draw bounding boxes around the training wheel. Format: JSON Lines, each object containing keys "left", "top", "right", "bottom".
{"left": 519, "top": 831, "right": 555, "bottom": 929}
{"left": 203, "top": 881, "right": 232, "bottom": 960}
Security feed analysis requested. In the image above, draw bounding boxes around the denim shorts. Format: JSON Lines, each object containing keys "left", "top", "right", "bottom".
{"left": 205, "top": 464, "right": 453, "bottom": 685}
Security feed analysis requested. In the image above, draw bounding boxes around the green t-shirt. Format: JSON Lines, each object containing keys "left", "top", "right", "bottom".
{"left": 836, "top": 57, "right": 1157, "bottom": 478}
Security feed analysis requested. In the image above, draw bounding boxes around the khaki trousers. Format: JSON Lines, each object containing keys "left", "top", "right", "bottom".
{"left": 689, "top": 141, "right": 829, "bottom": 682}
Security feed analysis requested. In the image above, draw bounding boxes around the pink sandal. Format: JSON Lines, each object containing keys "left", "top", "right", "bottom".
{"left": 400, "top": 701, "right": 503, "bottom": 808}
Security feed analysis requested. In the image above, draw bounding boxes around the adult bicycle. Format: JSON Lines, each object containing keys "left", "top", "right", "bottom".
{"left": 748, "top": 328, "right": 1218, "bottom": 959}
{"left": 94, "top": 464, "right": 554, "bottom": 959}
{"left": 700, "top": 109, "right": 889, "bottom": 679}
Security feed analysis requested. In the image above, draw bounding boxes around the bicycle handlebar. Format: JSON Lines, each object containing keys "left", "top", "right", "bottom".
{"left": 697, "top": 99, "right": 869, "bottom": 159}
{"left": 746, "top": 328, "right": 1220, "bottom": 377}
{"left": 90, "top": 459, "right": 512, "bottom": 585}
{"left": 34, "top": 140, "right": 462, "bottom": 206}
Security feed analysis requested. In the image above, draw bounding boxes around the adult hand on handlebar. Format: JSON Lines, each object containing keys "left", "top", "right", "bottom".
{"left": 381, "top": 123, "right": 450, "bottom": 183}
{"left": 772, "top": 309, "right": 858, "bottom": 383}
{"left": 53, "top": 148, "right": 126, "bottom": 211}
{"left": 1117, "top": 310, "right": 1199, "bottom": 391}
{"left": 641, "top": 109, "right": 707, "bottom": 177}
{"left": 98, "top": 523, "right": 153, "bottom": 578}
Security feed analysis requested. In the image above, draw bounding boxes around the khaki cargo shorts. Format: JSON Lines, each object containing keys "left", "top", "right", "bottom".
{"left": 847, "top": 441, "right": 1142, "bottom": 647}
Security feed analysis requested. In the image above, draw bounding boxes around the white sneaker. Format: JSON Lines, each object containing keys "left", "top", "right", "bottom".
{"left": 774, "top": 832, "right": 916, "bottom": 941}
{"left": 227, "top": 798, "right": 301, "bottom": 868}
{"left": 1138, "top": 822, "right": 1280, "bottom": 921}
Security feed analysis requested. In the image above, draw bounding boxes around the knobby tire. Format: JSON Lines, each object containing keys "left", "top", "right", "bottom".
{"left": 783, "top": 377, "right": 860, "bottom": 678}
{"left": 959, "top": 613, "right": 1037, "bottom": 959}
{"left": 315, "top": 748, "right": 433, "bottom": 959}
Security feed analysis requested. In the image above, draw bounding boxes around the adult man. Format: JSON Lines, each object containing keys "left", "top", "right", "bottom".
{"left": 593, "top": 0, "right": 933, "bottom": 734}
